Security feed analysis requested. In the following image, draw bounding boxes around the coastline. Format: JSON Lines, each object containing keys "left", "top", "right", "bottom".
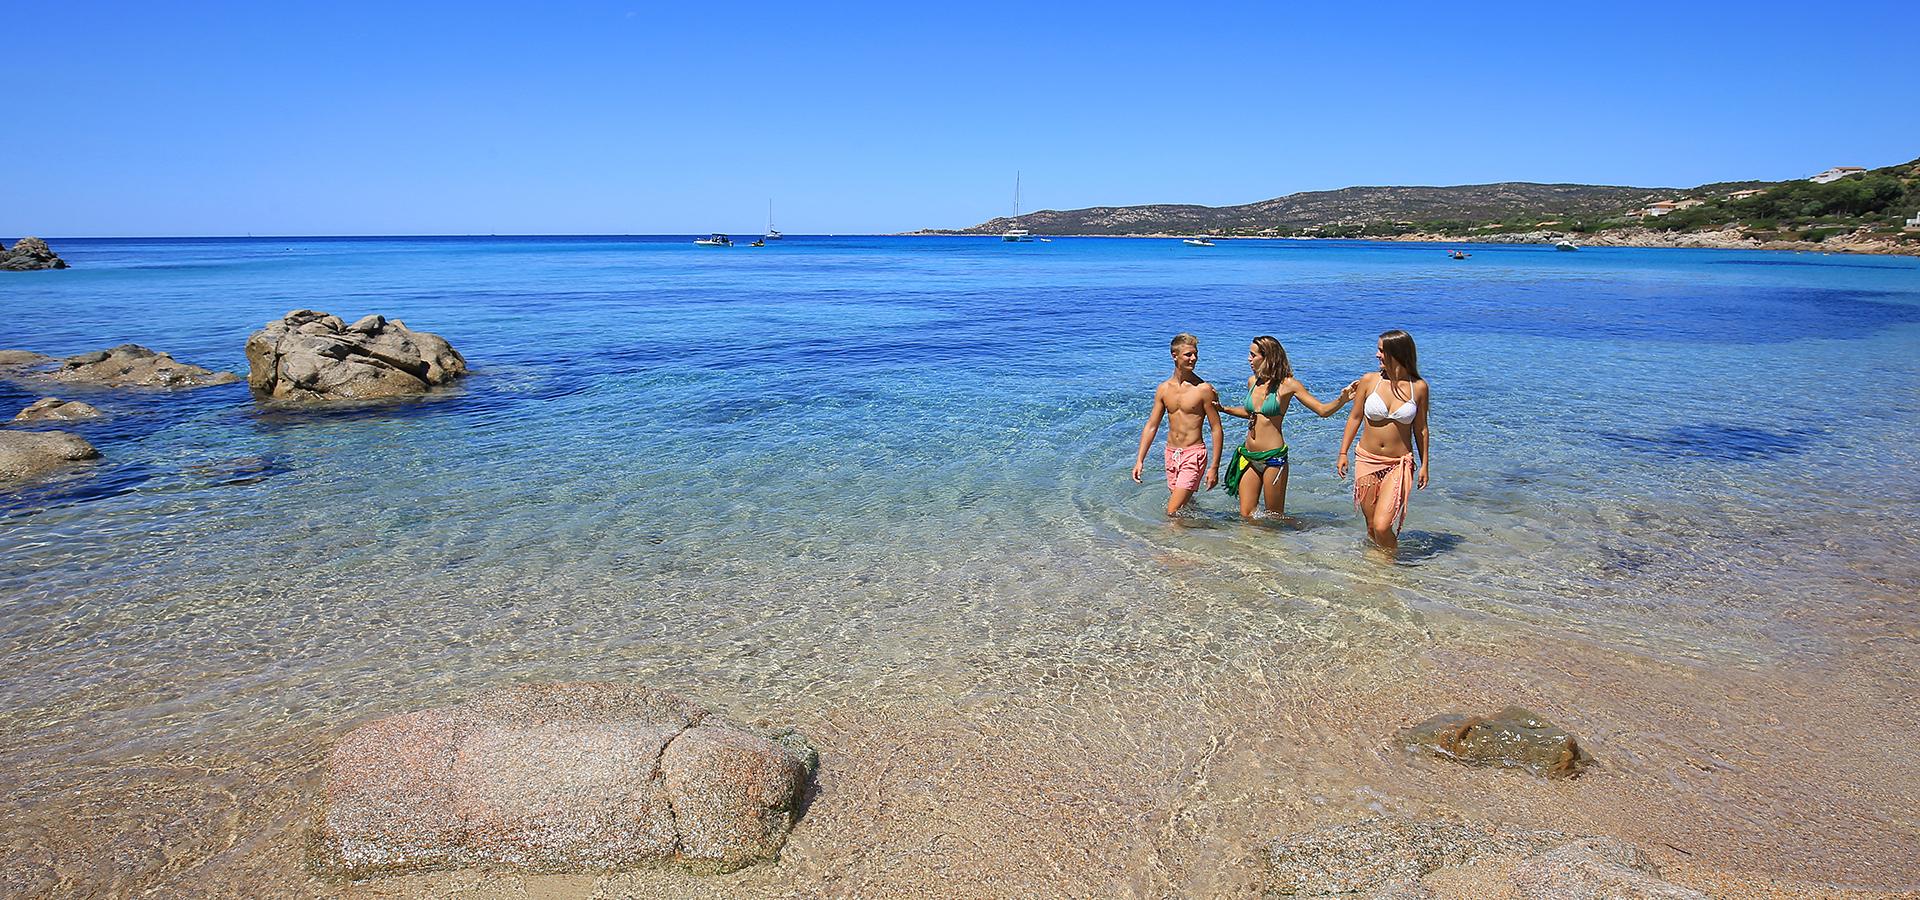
{"left": 907, "top": 229, "right": 1920, "bottom": 256}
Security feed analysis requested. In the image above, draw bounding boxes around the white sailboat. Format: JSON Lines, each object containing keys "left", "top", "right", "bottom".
{"left": 1002, "top": 172, "right": 1033, "bottom": 242}
{"left": 766, "top": 200, "right": 783, "bottom": 240}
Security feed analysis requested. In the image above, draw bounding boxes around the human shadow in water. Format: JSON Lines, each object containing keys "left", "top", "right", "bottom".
{"left": 1391, "top": 530, "right": 1465, "bottom": 564}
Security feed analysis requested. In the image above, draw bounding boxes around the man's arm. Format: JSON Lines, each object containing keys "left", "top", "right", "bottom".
{"left": 1205, "top": 385, "right": 1224, "bottom": 490}
{"left": 1131, "top": 386, "right": 1168, "bottom": 484}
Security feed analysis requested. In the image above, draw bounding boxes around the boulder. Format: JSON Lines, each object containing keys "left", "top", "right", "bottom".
{"left": 45, "top": 344, "right": 239, "bottom": 388}
{"left": 1394, "top": 706, "right": 1593, "bottom": 778}
{"left": 0, "top": 430, "right": 99, "bottom": 481}
{"left": 309, "top": 682, "right": 815, "bottom": 879}
{"left": 0, "top": 237, "right": 68, "bottom": 271}
{"left": 13, "top": 398, "right": 103, "bottom": 422}
{"left": 1264, "top": 819, "right": 1702, "bottom": 898}
{"left": 246, "top": 309, "right": 466, "bottom": 401}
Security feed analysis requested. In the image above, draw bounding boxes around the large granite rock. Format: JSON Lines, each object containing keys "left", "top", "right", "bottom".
{"left": 1394, "top": 706, "right": 1593, "bottom": 778}
{"left": 310, "top": 682, "right": 816, "bottom": 879}
{"left": 1264, "top": 819, "right": 1703, "bottom": 898}
{"left": 246, "top": 310, "right": 466, "bottom": 401}
{"left": 0, "top": 237, "right": 68, "bottom": 271}
{"left": 0, "top": 430, "right": 99, "bottom": 481}
{"left": 44, "top": 345, "right": 240, "bottom": 388}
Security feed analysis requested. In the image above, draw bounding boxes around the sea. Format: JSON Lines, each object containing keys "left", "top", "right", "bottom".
{"left": 2, "top": 235, "right": 1917, "bottom": 895}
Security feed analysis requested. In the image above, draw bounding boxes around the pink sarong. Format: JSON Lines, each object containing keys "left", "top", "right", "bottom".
{"left": 1353, "top": 448, "right": 1415, "bottom": 530}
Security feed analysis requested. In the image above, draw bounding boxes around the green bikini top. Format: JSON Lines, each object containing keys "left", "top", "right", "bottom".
{"left": 1248, "top": 383, "right": 1283, "bottom": 417}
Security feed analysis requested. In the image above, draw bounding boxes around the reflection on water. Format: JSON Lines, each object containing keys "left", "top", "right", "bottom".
{"left": 2, "top": 237, "right": 1918, "bottom": 894}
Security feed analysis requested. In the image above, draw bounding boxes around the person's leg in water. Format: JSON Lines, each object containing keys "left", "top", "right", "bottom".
{"left": 1237, "top": 457, "right": 1263, "bottom": 518}
{"left": 1263, "top": 460, "right": 1291, "bottom": 521}
{"left": 1359, "top": 470, "right": 1401, "bottom": 552}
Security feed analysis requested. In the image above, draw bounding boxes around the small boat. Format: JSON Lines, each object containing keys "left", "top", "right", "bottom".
{"left": 766, "top": 200, "right": 782, "bottom": 240}
{"left": 1037, "top": 238, "right": 1053, "bottom": 243}
{"left": 749, "top": 239, "right": 766, "bottom": 247}
{"left": 1554, "top": 240, "right": 1579, "bottom": 251}
{"left": 694, "top": 234, "right": 733, "bottom": 247}
{"left": 1184, "top": 238, "right": 1215, "bottom": 247}
{"left": 1448, "top": 249, "right": 1471, "bottom": 259}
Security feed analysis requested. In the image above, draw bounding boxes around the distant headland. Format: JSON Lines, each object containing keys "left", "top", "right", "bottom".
{"left": 915, "top": 157, "right": 1920, "bottom": 255}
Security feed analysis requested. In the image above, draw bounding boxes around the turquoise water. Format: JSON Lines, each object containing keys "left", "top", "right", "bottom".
{"left": 2, "top": 236, "right": 1919, "bottom": 890}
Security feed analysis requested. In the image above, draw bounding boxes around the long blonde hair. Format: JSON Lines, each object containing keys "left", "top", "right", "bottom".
{"left": 1251, "top": 335, "right": 1292, "bottom": 390}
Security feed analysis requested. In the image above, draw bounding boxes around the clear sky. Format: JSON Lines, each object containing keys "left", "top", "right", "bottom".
{"left": 4, "top": 1, "right": 1915, "bottom": 236}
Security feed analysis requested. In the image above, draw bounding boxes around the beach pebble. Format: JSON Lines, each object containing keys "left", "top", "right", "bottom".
{"left": 309, "top": 681, "right": 816, "bottom": 879}
{"left": 0, "top": 430, "right": 99, "bottom": 481}
{"left": 246, "top": 309, "right": 465, "bottom": 401}
{"left": 13, "top": 398, "right": 103, "bottom": 422}
{"left": 42, "top": 344, "right": 239, "bottom": 388}
{"left": 1393, "top": 705, "right": 1593, "bottom": 778}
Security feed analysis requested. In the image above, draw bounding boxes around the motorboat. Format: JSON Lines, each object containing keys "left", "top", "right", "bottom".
{"left": 749, "top": 238, "right": 766, "bottom": 247}
{"left": 1554, "top": 240, "right": 1579, "bottom": 251}
{"left": 1183, "top": 238, "right": 1215, "bottom": 247}
{"left": 694, "top": 234, "right": 733, "bottom": 247}
{"left": 1448, "top": 249, "right": 1471, "bottom": 259}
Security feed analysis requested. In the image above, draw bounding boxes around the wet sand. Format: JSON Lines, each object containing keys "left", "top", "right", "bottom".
{"left": 6, "top": 586, "right": 1914, "bottom": 899}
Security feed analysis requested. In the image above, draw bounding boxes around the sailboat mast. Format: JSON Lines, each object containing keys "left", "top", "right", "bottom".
{"left": 1015, "top": 171, "right": 1022, "bottom": 218}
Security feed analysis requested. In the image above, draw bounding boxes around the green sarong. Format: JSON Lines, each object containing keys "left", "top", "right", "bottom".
{"left": 1224, "top": 444, "right": 1289, "bottom": 495}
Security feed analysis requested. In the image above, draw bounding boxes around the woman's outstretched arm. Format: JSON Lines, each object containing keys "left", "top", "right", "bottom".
{"left": 1287, "top": 377, "right": 1357, "bottom": 417}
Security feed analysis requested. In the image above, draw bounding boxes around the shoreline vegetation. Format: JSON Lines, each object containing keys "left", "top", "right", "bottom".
{"left": 915, "top": 156, "right": 1920, "bottom": 257}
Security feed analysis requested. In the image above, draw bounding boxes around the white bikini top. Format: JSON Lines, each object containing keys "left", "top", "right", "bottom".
{"left": 1364, "top": 385, "right": 1418, "bottom": 424}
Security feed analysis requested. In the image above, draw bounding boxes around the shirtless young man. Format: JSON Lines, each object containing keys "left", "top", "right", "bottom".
{"left": 1131, "top": 333, "right": 1225, "bottom": 516}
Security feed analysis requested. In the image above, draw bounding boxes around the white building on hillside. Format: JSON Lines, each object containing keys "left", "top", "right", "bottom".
{"left": 1809, "top": 166, "right": 1867, "bottom": 184}
{"left": 1907, "top": 212, "right": 1920, "bottom": 231}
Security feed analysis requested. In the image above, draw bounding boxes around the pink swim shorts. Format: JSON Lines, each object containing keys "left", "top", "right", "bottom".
{"left": 1164, "top": 443, "right": 1207, "bottom": 491}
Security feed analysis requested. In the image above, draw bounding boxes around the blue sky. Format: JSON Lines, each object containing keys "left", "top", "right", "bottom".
{"left": 4, "top": 1, "right": 1915, "bottom": 236}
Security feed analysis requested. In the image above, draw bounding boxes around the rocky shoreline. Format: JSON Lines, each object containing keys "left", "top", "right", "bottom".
{"left": 906, "top": 228, "right": 1920, "bottom": 256}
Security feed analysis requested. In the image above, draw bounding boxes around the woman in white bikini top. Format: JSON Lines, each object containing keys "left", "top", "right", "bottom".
{"left": 1337, "top": 329, "right": 1430, "bottom": 554}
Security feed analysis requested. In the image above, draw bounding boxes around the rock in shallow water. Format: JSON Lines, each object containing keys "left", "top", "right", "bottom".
{"left": 0, "top": 430, "right": 99, "bottom": 481}
{"left": 1394, "top": 705, "right": 1593, "bottom": 778}
{"left": 246, "top": 309, "right": 466, "bottom": 401}
{"left": 0, "top": 237, "right": 68, "bottom": 270}
{"left": 309, "top": 682, "right": 816, "bottom": 879}
{"left": 1264, "top": 819, "right": 1703, "bottom": 898}
{"left": 13, "top": 398, "right": 103, "bottom": 422}
{"left": 46, "top": 344, "right": 239, "bottom": 388}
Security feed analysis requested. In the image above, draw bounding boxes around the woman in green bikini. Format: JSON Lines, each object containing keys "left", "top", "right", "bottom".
{"left": 1218, "top": 336, "right": 1355, "bottom": 520}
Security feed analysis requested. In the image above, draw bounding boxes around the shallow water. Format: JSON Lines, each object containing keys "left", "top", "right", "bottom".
{"left": 2, "top": 236, "right": 1917, "bottom": 896}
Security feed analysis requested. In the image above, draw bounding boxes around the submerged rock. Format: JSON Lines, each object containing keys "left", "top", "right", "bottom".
{"left": 45, "top": 344, "right": 239, "bottom": 388}
{"left": 13, "top": 398, "right": 103, "bottom": 422}
{"left": 1264, "top": 818, "right": 1547, "bottom": 895}
{"left": 309, "top": 682, "right": 816, "bottom": 879}
{"left": 1394, "top": 705, "right": 1593, "bottom": 778}
{"left": 0, "top": 430, "right": 99, "bottom": 481}
{"left": 1263, "top": 819, "right": 1702, "bottom": 898}
{"left": 0, "top": 237, "right": 68, "bottom": 271}
{"left": 246, "top": 309, "right": 466, "bottom": 401}
{"left": 1509, "top": 836, "right": 1707, "bottom": 899}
